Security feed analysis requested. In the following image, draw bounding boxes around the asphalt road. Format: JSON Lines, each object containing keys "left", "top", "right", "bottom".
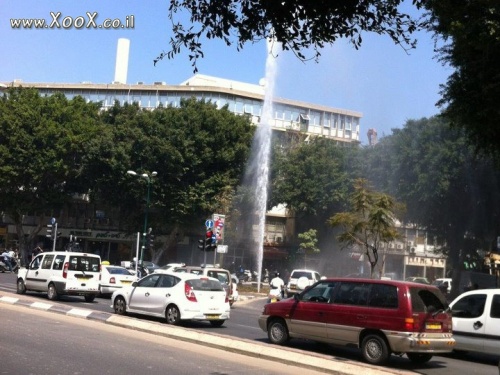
{"left": 0, "top": 303, "right": 332, "bottom": 375}
{"left": 1, "top": 271, "right": 499, "bottom": 375}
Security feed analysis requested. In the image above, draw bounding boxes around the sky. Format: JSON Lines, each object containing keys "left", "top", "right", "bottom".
{"left": 0, "top": 0, "right": 451, "bottom": 143}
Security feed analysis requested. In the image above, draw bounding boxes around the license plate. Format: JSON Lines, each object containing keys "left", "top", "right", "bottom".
{"left": 121, "top": 281, "right": 132, "bottom": 284}
{"left": 425, "top": 323, "right": 441, "bottom": 329}
{"left": 76, "top": 277, "right": 90, "bottom": 280}
{"left": 205, "top": 314, "right": 220, "bottom": 320}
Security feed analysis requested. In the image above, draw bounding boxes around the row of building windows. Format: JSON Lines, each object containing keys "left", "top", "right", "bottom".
{"left": 39, "top": 88, "right": 360, "bottom": 133}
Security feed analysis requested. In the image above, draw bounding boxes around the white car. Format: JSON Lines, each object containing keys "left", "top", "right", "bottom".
{"left": 285, "top": 269, "right": 323, "bottom": 297}
{"left": 17, "top": 251, "right": 101, "bottom": 302}
{"left": 110, "top": 270, "right": 230, "bottom": 326}
{"left": 100, "top": 265, "right": 136, "bottom": 297}
{"left": 449, "top": 288, "right": 500, "bottom": 356}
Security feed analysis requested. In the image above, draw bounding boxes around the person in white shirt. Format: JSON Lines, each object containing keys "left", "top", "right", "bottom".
{"left": 1, "top": 251, "right": 13, "bottom": 272}
{"left": 268, "top": 272, "right": 285, "bottom": 302}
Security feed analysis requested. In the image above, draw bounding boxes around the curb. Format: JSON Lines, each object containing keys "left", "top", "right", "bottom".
{"left": 0, "top": 292, "right": 415, "bottom": 375}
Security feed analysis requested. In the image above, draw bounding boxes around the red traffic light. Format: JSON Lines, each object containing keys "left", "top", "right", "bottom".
{"left": 205, "top": 230, "right": 213, "bottom": 238}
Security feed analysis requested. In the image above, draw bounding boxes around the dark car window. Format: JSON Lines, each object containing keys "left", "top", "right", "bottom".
{"left": 107, "top": 267, "right": 133, "bottom": 275}
{"left": 291, "top": 271, "right": 314, "bottom": 279}
{"left": 137, "top": 274, "right": 161, "bottom": 288}
{"left": 333, "top": 282, "right": 371, "bottom": 306}
{"left": 53, "top": 255, "right": 65, "bottom": 270}
{"left": 490, "top": 295, "right": 500, "bottom": 318}
{"left": 68, "top": 256, "right": 100, "bottom": 272}
{"left": 301, "top": 281, "right": 337, "bottom": 303}
{"left": 187, "top": 278, "right": 224, "bottom": 291}
{"left": 207, "top": 270, "right": 229, "bottom": 285}
{"left": 451, "top": 293, "right": 487, "bottom": 318}
{"left": 157, "top": 274, "right": 179, "bottom": 288}
{"left": 411, "top": 287, "right": 447, "bottom": 313}
{"left": 368, "top": 284, "right": 398, "bottom": 308}
{"left": 41, "top": 255, "right": 54, "bottom": 269}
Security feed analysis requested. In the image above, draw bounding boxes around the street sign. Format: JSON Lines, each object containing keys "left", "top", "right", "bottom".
{"left": 205, "top": 219, "right": 214, "bottom": 229}
{"left": 217, "top": 245, "right": 228, "bottom": 253}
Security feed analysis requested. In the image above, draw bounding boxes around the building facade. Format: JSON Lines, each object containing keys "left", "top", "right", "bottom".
{"left": 0, "top": 75, "right": 362, "bottom": 267}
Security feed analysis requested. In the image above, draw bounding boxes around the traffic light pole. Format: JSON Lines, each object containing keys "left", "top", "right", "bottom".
{"left": 52, "top": 222, "right": 57, "bottom": 251}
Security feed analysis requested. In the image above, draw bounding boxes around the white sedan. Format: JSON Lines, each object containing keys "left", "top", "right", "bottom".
{"left": 100, "top": 265, "right": 137, "bottom": 297}
{"left": 110, "top": 270, "right": 230, "bottom": 327}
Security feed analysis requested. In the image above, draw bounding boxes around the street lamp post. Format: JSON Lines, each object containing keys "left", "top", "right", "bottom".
{"left": 127, "top": 170, "right": 158, "bottom": 268}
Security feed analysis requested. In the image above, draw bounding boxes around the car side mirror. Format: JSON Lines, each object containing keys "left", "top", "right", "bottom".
{"left": 320, "top": 276, "right": 327, "bottom": 280}
{"left": 132, "top": 281, "right": 138, "bottom": 287}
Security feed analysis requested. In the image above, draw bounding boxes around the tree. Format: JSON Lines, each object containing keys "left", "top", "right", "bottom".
{"left": 328, "top": 179, "right": 402, "bottom": 278}
{"left": 158, "top": 0, "right": 426, "bottom": 71}
{"left": 0, "top": 87, "right": 102, "bottom": 261}
{"left": 367, "top": 116, "right": 500, "bottom": 296}
{"left": 270, "top": 136, "right": 360, "bottom": 235}
{"left": 87, "top": 98, "right": 255, "bottom": 263}
{"left": 297, "top": 229, "right": 320, "bottom": 269}
{"left": 423, "top": 1, "right": 500, "bottom": 160}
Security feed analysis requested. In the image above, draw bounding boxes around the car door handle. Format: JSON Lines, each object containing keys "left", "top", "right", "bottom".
{"left": 473, "top": 321, "right": 483, "bottom": 330}
{"left": 145, "top": 292, "right": 150, "bottom": 297}
{"left": 166, "top": 293, "right": 170, "bottom": 297}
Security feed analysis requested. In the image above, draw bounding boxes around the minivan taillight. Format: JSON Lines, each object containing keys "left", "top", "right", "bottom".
{"left": 184, "top": 282, "right": 197, "bottom": 302}
{"left": 110, "top": 277, "right": 116, "bottom": 284}
{"left": 405, "top": 317, "right": 418, "bottom": 331}
{"left": 63, "top": 262, "right": 69, "bottom": 279}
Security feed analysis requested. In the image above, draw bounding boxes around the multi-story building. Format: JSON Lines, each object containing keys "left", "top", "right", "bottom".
{"left": 0, "top": 74, "right": 362, "bottom": 267}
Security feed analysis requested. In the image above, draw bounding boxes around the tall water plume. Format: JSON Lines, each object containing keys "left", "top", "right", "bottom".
{"left": 244, "top": 38, "right": 280, "bottom": 292}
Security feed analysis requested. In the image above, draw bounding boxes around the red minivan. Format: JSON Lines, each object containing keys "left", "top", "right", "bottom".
{"left": 258, "top": 278, "right": 455, "bottom": 365}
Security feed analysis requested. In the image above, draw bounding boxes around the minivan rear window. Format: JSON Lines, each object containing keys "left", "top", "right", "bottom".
{"left": 68, "top": 256, "right": 100, "bottom": 272}
{"left": 291, "top": 271, "right": 314, "bottom": 279}
{"left": 187, "top": 279, "right": 224, "bottom": 291}
{"left": 410, "top": 287, "right": 447, "bottom": 313}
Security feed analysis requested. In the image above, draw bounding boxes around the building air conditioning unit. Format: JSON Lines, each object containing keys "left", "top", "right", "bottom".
{"left": 407, "top": 241, "right": 414, "bottom": 247}
{"left": 397, "top": 244, "right": 403, "bottom": 249}
{"left": 388, "top": 243, "right": 395, "bottom": 249}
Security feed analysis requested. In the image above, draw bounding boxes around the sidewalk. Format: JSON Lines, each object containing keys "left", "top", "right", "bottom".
{"left": 0, "top": 291, "right": 415, "bottom": 375}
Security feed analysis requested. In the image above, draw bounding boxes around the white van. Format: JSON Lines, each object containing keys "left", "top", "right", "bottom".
{"left": 17, "top": 251, "right": 101, "bottom": 302}
{"left": 449, "top": 288, "right": 500, "bottom": 357}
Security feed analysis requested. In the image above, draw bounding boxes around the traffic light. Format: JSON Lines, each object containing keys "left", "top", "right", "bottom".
{"left": 198, "top": 230, "right": 217, "bottom": 251}
{"left": 147, "top": 233, "right": 154, "bottom": 250}
{"left": 46, "top": 224, "right": 55, "bottom": 240}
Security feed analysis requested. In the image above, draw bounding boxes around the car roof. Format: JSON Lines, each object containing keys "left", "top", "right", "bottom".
{"left": 153, "top": 269, "right": 220, "bottom": 281}
{"left": 319, "top": 277, "right": 440, "bottom": 288}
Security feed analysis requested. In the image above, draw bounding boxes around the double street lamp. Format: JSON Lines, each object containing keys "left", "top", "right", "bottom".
{"left": 127, "top": 170, "right": 158, "bottom": 268}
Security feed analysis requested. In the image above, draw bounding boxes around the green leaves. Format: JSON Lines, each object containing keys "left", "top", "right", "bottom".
{"left": 160, "top": 1, "right": 423, "bottom": 72}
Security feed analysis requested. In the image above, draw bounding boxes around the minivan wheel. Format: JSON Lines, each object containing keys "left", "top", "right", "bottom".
{"left": 407, "top": 353, "right": 433, "bottom": 364}
{"left": 47, "top": 283, "right": 59, "bottom": 301}
{"left": 165, "top": 305, "right": 181, "bottom": 325}
{"left": 267, "top": 318, "right": 289, "bottom": 345}
{"left": 113, "top": 296, "right": 127, "bottom": 315}
{"left": 17, "top": 279, "right": 26, "bottom": 294}
{"left": 361, "top": 334, "right": 390, "bottom": 365}
{"left": 84, "top": 295, "right": 95, "bottom": 303}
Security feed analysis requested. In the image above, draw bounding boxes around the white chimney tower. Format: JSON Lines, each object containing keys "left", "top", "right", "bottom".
{"left": 114, "top": 38, "right": 130, "bottom": 84}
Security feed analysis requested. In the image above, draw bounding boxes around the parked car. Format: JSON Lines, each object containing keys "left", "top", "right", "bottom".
{"left": 111, "top": 270, "right": 230, "bottom": 326}
{"left": 100, "top": 265, "right": 136, "bottom": 297}
{"left": 405, "top": 276, "right": 430, "bottom": 284}
{"left": 159, "top": 262, "right": 186, "bottom": 271}
{"left": 432, "top": 278, "right": 452, "bottom": 295}
{"left": 448, "top": 288, "right": 500, "bottom": 357}
{"left": 258, "top": 277, "right": 455, "bottom": 365}
{"left": 16, "top": 251, "right": 101, "bottom": 302}
{"left": 285, "top": 269, "right": 323, "bottom": 297}
{"left": 172, "top": 265, "right": 237, "bottom": 306}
